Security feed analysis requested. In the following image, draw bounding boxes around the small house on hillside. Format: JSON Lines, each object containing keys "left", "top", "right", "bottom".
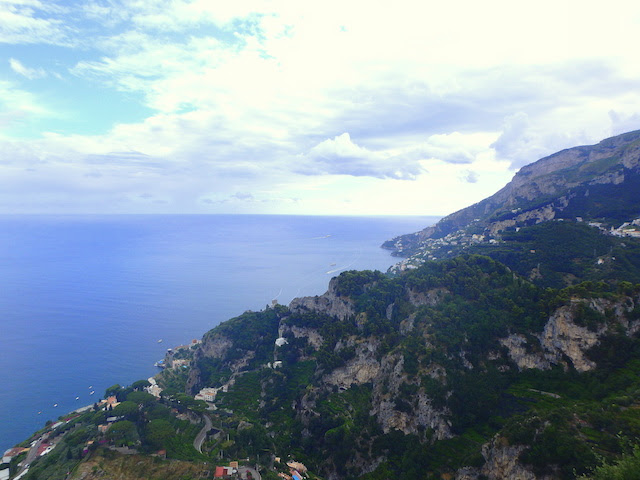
{"left": 2, "top": 447, "right": 28, "bottom": 464}
{"left": 214, "top": 466, "right": 235, "bottom": 477}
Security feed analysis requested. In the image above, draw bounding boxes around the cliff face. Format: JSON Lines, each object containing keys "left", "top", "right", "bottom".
{"left": 287, "top": 282, "right": 454, "bottom": 441}
{"left": 500, "top": 295, "right": 640, "bottom": 373}
{"left": 477, "top": 437, "right": 549, "bottom": 480}
{"left": 185, "top": 334, "right": 233, "bottom": 392}
{"left": 289, "top": 277, "right": 356, "bottom": 321}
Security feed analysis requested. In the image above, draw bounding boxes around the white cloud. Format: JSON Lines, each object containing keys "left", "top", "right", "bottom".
{"left": 297, "top": 131, "right": 499, "bottom": 180}
{"left": 609, "top": 110, "right": 640, "bottom": 136}
{"left": 0, "top": 0, "right": 71, "bottom": 45}
{"left": 459, "top": 170, "right": 479, "bottom": 184}
{"left": 491, "top": 112, "right": 598, "bottom": 169}
{"left": 300, "top": 133, "right": 424, "bottom": 180}
{"left": 9, "top": 58, "right": 46, "bottom": 79}
{"left": 3, "top": 0, "right": 640, "bottom": 213}
{"left": 0, "top": 80, "right": 51, "bottom": 131}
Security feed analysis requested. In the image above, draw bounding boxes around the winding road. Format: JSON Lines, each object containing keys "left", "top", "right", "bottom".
{"left": 238, "top": 466, "right": 262, "bottom": 480}
{"left": 193, "top": 413, "right": 212, "bottom": 454}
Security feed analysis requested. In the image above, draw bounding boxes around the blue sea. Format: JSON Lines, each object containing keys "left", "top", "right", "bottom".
{"left": 0, "top": 214, "right": 437, "bottom": 451}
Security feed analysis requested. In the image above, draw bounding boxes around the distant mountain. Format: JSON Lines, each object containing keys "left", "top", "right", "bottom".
{"left": 384, "top": 130, "right": 640, "bottom": 260}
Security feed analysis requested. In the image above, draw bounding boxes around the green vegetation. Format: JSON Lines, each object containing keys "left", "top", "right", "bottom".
{"left": 580, "top": 445, "right": 640, "bottom": 479}
{"left": 20, "top": 379, "right": 211, "bottom": 480}
{"left": 18, "top": 245, "right": 640, "bottom": 480}
{"left": 420, "top": 221, "right": 640, "bottom": 289}
{"left": 180, "top": 250, "right": 640, "bottom": 479}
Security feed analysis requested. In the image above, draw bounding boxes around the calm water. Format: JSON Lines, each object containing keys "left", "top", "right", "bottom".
{"left": 0, "top": 214, "right": 436, "bottom": 451}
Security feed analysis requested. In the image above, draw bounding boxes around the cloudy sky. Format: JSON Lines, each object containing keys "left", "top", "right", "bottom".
{"left": 2, "top": 0, "right": 640, "bottom": 215}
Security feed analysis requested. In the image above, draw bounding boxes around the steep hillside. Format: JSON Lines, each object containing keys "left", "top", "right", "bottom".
{"left": 183, "top": 255, "right": 640, "bottom": 480}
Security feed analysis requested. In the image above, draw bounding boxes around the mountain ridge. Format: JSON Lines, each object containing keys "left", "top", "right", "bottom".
{"left": 383, "top": 129, "right": 640, "bottom": 260}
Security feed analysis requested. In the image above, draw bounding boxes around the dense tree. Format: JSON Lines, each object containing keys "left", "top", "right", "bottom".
{"left": 111, "top": 400, "right": 139, "bottom": 419}
{"left": 145, "top": 419, "right": 174, "bottom": 449}
{"left": 104, "top": 383, "right": 123, "bottom": 399}
{"left": 127, "top": 391, "right": 156, "bottom": 407}
{"left": 106, "top": 420, "right": 137, "bottom": 445}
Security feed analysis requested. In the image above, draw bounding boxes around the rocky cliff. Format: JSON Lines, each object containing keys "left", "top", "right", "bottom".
{"left": 499, "top": 295, "right": 640, "bottom": 372}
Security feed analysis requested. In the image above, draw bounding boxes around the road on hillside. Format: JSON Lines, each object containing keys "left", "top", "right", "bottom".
{"left": 238, "top": 466, "right": 262, "bottom": 480}
{"left": 193, "top": 413, "right": 212, "bottom": 453}
{"left": 16, "top": 437, "right": 42, "bottom": 477}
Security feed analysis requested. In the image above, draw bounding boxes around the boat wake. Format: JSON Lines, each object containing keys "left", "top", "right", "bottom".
{"left": 325, "top": 249, "right": 362, "bottom": 275}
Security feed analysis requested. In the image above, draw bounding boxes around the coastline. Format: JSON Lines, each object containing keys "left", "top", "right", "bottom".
{"left": 0, "top": 214, "right": 438, "bottom": 453}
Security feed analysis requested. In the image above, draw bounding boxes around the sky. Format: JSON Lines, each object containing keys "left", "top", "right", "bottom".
{"left": 2, "top": 0, "right": 640, "bottom": 215}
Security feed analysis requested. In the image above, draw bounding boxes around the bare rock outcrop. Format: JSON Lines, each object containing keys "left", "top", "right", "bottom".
{"left": 499, "top": 334, "right": 551, "bottom": 371}
{"left": 486, "top": 203, "right": 559, "bottom": 236}
{"left": 289, "top": 277, "right": 355, "bottom": 321}
{"left": 501, "top": 296, "right": 640, "bottom": 372}
{"left": 479, "top": 437, "right": 547, "bottom": 480}
{"left": 539, "top": 306, "right": 599, "bottom": 372}
{"left": 407, "top": 287, "right": 449, "bottom": 307}
{"left": 198, "top": 334, "right": 233, "bottom": 359}
{"left": 500, "top": 305, "right": 599, "bottom": 372}
{"left": 323, "top": 342, "right": 380, "bottom": 388}
{"left": 185, "top": 334, "right": 233, "bottom": 393}
{"left": 279, "top": 324, "right": 324, "bottom": 350}
{"left": 369, "top": 354, "right": 452, "bottom": 439}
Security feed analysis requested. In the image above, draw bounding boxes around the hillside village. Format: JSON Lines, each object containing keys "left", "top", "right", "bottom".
{"left": 0, "top": 335, "right": 317, "bottom": 480}
{"left": 390, "top": 216, "right": 640, "bottom": 274}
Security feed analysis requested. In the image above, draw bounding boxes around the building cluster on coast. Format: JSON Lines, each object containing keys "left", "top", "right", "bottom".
{"left": 0, "top": 337, "right": 206, "bottom": 479}
{"left": 1, "top": 402, "right": 96, "bottom": 480}
{"left": 1, "top": 330, "right": 318, "bottom": 480}
{"left": 391, "top": 216, "right": 640, "bottom": 274}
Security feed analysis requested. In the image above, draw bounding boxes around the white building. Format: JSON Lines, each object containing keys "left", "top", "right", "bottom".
{"left": 195, "top": 388, "right": 218, "bottom": 402}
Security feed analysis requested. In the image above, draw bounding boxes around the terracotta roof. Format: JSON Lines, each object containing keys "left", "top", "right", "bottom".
{"left": 36, "top": 443, "right": 51, "bottom": 456}
{"left": 3, "top": 447, "right": 27, "bottom": 457}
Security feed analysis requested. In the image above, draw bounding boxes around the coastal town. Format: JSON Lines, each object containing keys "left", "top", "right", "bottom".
{"left": 1, "top": 337, "right": 315, "bottom": 480}
{"left": 390, "top": 216, "right": 640, "bottom": 273}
